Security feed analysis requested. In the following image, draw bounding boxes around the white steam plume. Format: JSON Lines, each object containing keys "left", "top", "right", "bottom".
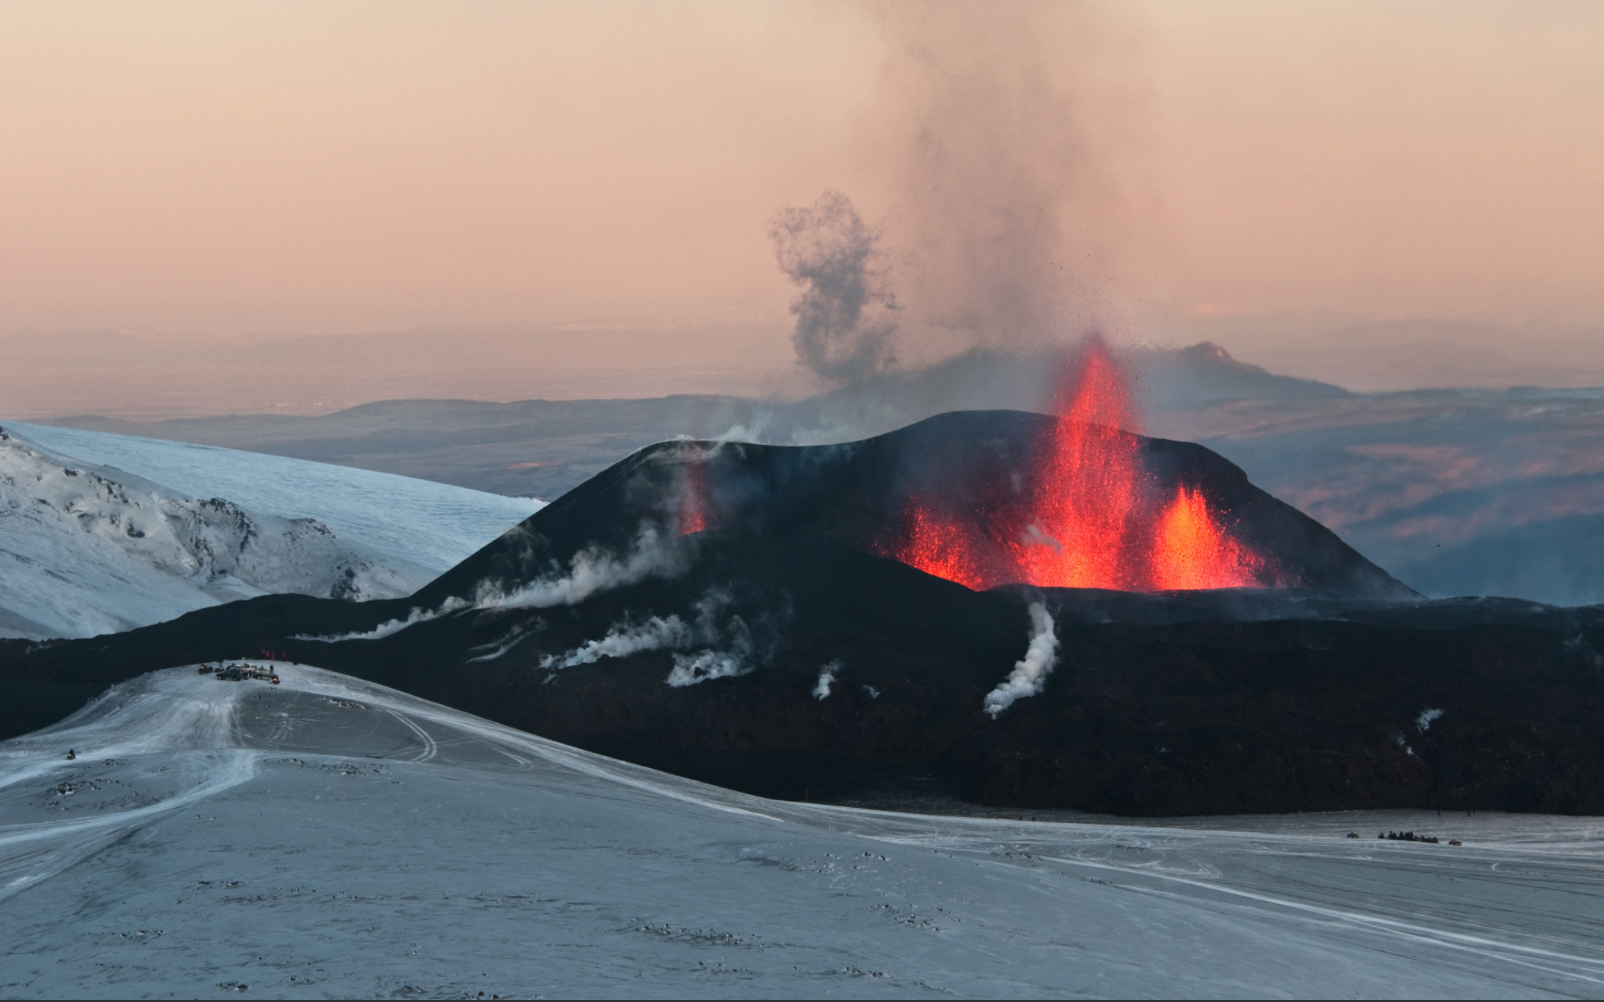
{"left": 983, "top": 601, "right": 1060, "bottom": 717}
{"left": 536, "top": 588, "right": 762, "bottom": 687}
{"left": 466, "top": 623, "right": 539, "bottom": 664}
{"left": 812, "top": 659, "right": 841, "bottom": 700}
{"left": 480, "top": 524, "right": 688, "bottom": 610}
{"left": 295, "top": 597, "right": 469, "bottom": 642}
{"left": 665, "top": 648, "right": 752, "bottom": 688}
{"left": 664, "top": 595, "right": 757, "bottom": 686}
{"left": 541, "top": 614, "right": 694, "bottom": 669}
{"left": 768, "top": 190, "right": 899, "bottom": 383}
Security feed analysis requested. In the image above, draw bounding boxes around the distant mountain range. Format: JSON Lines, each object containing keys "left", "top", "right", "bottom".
{"left": 39, "top": 343, "right": 1344, "bottom": 498}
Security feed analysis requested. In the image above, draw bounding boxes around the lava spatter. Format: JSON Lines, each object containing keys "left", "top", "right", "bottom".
{"left": 887, "top": 339, "right": 1271, "bottom": 592}
{"left": 679, "top": 457, "right": 709, "bottom": 535}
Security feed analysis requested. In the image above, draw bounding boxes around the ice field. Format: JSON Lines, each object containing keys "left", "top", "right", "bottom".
{"left": 2, "top": 665, "right": 1601, "bottom": 998}
{"left": 0, "top": 424, "right": 542, "bottom": 639}
{"left": 8, "top": 422, "right": 542, "bottom": 573}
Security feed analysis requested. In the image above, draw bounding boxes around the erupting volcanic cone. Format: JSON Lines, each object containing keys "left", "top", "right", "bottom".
{"left": 887, "top": 340, "right": 1274, "bottom": 592}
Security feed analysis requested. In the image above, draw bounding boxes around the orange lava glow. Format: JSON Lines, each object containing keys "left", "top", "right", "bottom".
{"left": 888, "top": 340, "right": 1270, "bottom": 592}
{"left": 679, "top": 460, "right": 708, "bottom": 535}
{"left": 1150, "top": 485, "right": 1263, "bottom": 590}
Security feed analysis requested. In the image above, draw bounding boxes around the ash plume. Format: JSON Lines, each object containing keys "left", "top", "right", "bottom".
{"left": 983, "top": 601, "right": 1060, "bottom": 717}
{"left": 768, "top": 190, "right": 899, "bottom": 383}
{"left": 766, "top": 3, "right": 1144, "bottom": 392}
{"left": 875, "top": 2, "right": 1143, "bottom": 351}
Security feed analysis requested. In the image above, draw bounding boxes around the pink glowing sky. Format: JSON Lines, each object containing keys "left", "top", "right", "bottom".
{"left": 2, "top": 1, "right": 1601, "bottom": 413}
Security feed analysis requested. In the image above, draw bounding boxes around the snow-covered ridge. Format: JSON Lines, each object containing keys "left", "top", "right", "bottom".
{"left": 0, "top": 426, "right": 538, "bottom": 640}
{"left": 8, "top": 421, "right": 541, "bottom": 570}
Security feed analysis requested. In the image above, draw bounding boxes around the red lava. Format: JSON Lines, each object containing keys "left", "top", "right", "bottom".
{"left": 679, "top": 458, "right": 709, "bottom": 535}
{"left": 885, "top": 340, "right": 1269, "bottom": 592}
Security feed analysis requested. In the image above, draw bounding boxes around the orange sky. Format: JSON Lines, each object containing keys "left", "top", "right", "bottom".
{"left": 1, "top": 0, "right": 1601, "bottom": 400}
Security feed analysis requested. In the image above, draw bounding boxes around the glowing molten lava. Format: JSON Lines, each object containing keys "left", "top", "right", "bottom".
{"left": 1150, "top": 485, "right": 1262, "bottom": 590}
{"left": 678, "top": 459, "right": 709, "bottom": 535}
{"left": 888, "top": 341, "right": 1270, "bottom": 591}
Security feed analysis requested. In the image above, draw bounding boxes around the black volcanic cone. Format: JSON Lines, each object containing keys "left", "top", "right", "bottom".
{"left": 421, "top": 410, "right": 1412, "bottom": 605}
{"left": 12, "top": 410, "right": 1604, "bottom": 818}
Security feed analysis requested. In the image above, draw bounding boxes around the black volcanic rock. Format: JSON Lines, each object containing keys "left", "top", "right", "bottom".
{"left": 422, "top": 410, "right": 1413, "bottom": 605}
{"left": 7, "top": 410, "right": 1602, "bottom": 818}
{"left": 3, "top": 532, "right": 1603, "bottom": 816}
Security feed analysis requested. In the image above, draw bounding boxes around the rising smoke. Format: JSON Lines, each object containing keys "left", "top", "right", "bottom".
{"left": 983, "top": 601, "right": 1060, "bottom": 717}
{"left": 480, "top": 524, "right": 690, "bottom": 610}
{"left": 542, "top": 612, "right": 695, "bottom": 669}
{"left": 768, "top": 190, "right": 899, "bottom": 383}
{"left": 769, "top": 3, "right": 1144, "bottom": 385}
{"left": 537, "top": 587, "right": 766, "bottom": 688}
{"left": 874, "top": 2, "right": 1142, "bottom": 351}
{"left": 812, "top": 659, "right": 841, "bottom": 700}
{"left": 295, "top": 597, "right": 469, "bottom": 642}
{"left": 465, "top": 621, "right": 540, "bottom": 663}
{"left": 664, "top": 645, "right": 753, "bottom": 688}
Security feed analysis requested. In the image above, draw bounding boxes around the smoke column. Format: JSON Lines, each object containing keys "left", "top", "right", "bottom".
{"left": 799, "top": 3, "right": 1145, "bottom": 370}
{"left": 767, "top": 190, "right": 899, "bottom": 382}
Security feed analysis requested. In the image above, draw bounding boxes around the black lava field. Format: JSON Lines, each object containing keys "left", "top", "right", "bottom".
{"left": 5, "top": 411, "right": 1603, "bottom": 817}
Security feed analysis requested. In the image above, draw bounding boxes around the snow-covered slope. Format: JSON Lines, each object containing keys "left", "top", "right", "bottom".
{"left": 0, "top": 428, "right": 416, "bottom": 638}
{"left": 0, "top": 426, "right": 540, "bottom": 640}
{"left": 2, "top": 664, "right": 1600, "bottom": 998}
{"left": 8, "top": 421, "right": 541, "bottom": 571}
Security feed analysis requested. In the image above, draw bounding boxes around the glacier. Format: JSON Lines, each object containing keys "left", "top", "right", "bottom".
{"left": 7, "top": 421, "right": 541, "bottom": 570}
{"left": 1, "top": 663, "right": 1600, "bottom": 998}
{"left": 0, "top": 425, "right": 541, "bottom": 640}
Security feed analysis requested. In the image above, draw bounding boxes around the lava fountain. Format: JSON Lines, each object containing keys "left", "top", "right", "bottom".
{"left": 677, "top": 451, "right": 710, "bottom": 535}
{"left": 885, "top": 340, "right": 1270, "bottom": 591}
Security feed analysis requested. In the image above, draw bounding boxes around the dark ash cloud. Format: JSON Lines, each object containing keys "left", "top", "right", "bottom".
{"left": 768, "top": 190, "right": 899, "bottom": 383}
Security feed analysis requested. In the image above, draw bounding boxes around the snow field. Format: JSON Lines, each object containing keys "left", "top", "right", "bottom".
{"left": 8, "top": 422, "right": 542, "bottom": 570}
{"left": 2, "top": 665, "right": 1602, "bottom": 998}
{"left": 0, "top": 424, "right": 542, "bottom": 639}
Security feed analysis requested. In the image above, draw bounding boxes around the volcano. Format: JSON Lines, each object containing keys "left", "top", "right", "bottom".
{"left": 419, "top": 407, "right": 1412, "bottom": 609}
{"left": 419, "top": 338, "right": 1412, "bottom": 605}
{"left": 5, "top": 408, "right": 1603, "bottom": 817}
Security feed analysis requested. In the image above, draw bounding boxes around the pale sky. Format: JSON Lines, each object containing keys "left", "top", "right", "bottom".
{"left": 1, "top": 0, "right": 1601, "bottom": 402}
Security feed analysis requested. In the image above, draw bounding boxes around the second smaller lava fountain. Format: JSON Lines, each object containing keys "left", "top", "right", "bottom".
{"left": 885, "top": 340, "right": 1271, "bottom": 592}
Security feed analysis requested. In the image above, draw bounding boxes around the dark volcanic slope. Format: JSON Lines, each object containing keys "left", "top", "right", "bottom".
{"left": 422, "top": 410, "right": 1412, "bottom": 605}
{"left": 6, "top": 409, "right": 1602, "bottom": 817}
{"left": 5, "top": 533, "right": 1603, "bottom": 816}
